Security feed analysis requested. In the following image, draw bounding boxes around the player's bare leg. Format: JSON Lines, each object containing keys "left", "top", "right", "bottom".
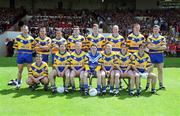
{"left": 114, "top": 70, "right": 120, "bottom": 95}
{"left": 70, "top": 70, "right": 76, "bottom": 91}
{"left": 157, "top": 63, "right": 165, "bottom": 89}
{"left": 109, "top": 70, "right": 115, "bottom": 94}
{"left": 96, "top": 71, "right": 102, "bottom": 95}
{"left": 64, "top": 69, "right": 70, "bottom": 93}
{"left": 101, "top": 70, "right": 106, "bottom": 94}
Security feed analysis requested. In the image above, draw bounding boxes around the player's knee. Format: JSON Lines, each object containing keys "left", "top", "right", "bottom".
{"left": 26, "top": 78, "right": 33, "bottom": 85}
{"left": 42, "top": 77, "right": 49, "bottom": 84}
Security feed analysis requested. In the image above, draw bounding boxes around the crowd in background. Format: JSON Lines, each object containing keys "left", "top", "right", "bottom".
{"left": 0, "top": 8, "right": 26, "bottom": 34}
{"left": 1, "top": 8, "right": 180, "bottom": 57}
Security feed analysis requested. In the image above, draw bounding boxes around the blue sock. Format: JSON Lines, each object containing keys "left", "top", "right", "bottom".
{"left": 97, "top": 85, "right": 101, "bottom": 91}
{"left": 84, "top": 84, "right": 88, "bottom": 91}
{"left": 72, "top": 86, "right": 75, "bottom": 90}
{"left": 115, "top": 88, "right": 119, "bottom": 91}
{"left": 17, "top": 79, "right": 21, "bottom": 84}
{"left": 137, "top": 89, "right": 140, "bottom": 93}
{"left": 102, "top": 86, "right": 106, "bottom": 91}
{"left": 110, "top": 86, "right": 114, "bottom": 91}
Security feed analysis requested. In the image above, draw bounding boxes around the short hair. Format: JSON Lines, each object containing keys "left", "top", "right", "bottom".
{"left": 133, "top": 23, "right": 140, "bottom": 28}
{"left": 35, "top": 54, "right": 42, "bottom": 58}
{"left": 55, "top": 28, "right": 62, "bottom": 32}
{"left": 153, "top": 25, "right": 160, "bottom": 29}
{"left": 91, "top": 43, "right": 97, "bottom": 48}
{"left": 121, "top": 43, "right": 129, "bottom": 47}
{"left": 39, "top": 27, "right": 46, "bottom": 31}
{"left": 139, "top": 43, "right": 146, "bottom": 48}
{"left": 73, "top": 26, "right": 79, "bottom": 29}
{"left": 93, "top": 24, "right": 99, "bottom": 28}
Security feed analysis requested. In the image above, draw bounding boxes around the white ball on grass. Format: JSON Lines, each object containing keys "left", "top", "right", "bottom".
{"left": 89, "top": 88, "right": 97, "bottom": 96}
{"left": 57, "top": 86, "right": 64, "bottom": 93}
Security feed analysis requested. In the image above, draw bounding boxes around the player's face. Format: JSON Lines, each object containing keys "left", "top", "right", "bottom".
{"left": 73, "top": 28, "right": 79, "bottom": 35}
{"left": 121, "top": 45, "right": 127, "bottom": 52}
{"left": 139, "top": 45, "right": 145, "bottom": 52}
{"left": 60, "top": 45, "right": 66, "bottom": 52}
{"left": 133, "top": 25, "right": 140, "bottom": 33}
{"left": 40, "top": 28, "right": 46, "bottom": 37}
{"left": 21, "top": 26, "right": 29, "bottom": 34}
{"left": 91, "top": 46, "right": 97, "bottom": 53}
{"left": 153, "top": 27, "right": 160, "bottom": 34}
{"left": 56, "top": 31, "right": 62, "bottom": 37}
{"left": 36, "top": 57, "right": 42, "bottom": 63}
{"left": 93, "top": 26, "right": 98, "bottom": 34}
{"left": 75, "top": 43, "right": 82, "bottom": 51}
{"left": 105, "top": 45, "right": 112, "bottom": 54}
{"left": 113, "top": 26, "right": 119, "bottom": 34}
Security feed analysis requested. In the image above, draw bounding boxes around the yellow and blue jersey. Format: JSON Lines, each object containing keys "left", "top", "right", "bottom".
{"left": 147, "top": 34, "right": 166, "bottom": 53}
{"left": 132, "top": 52, "right": 151, "bottom": 73}
{"left": 34, "top": 36, "right": 51, "bottom": 54}
{"left": 51, "top": 37, "right": 67, "bottom": 54}
{"left": 28, "top": 62, "right": 48, "bottom": 78}
{"left": 127, "top": 33, "right": 146, "bottom": 53}
{"left": 106, "top": 34, "right": 125, "bottom": 52}
{"left": 53, "top": 51, "right": 71, "bottom": 72}
{"left": 70, "top": 51, "right": 86, "bottom": 70}
{"left": 101, "top": 51, "right": 116, "bottom": 71}
{"left": 115, "top": 51, "right": 133, "bottom": 72}
{"left": 67, "top": 35, "right": 85, "bottom": 52}
{"left": 86, "top": 33, "right": 105, "bottom": 51}
{"left": 84, "top": 52, "right": 102, "bottom": 72}
{"left": 13, "top": 34, "right": 34, "bottom": 54}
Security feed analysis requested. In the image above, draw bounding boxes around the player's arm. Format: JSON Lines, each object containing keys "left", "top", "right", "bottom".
{"left": 40, "top": 38, "right": 52, "bottom": 50}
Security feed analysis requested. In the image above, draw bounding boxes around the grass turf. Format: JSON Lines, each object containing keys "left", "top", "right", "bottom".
{"left": 0, "top": 57, "right": 180, "bottom": 116}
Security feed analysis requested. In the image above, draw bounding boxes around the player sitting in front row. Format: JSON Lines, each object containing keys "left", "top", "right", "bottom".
{"left": 70, "top": 42, "right": 86, "bottom": 92}
{"left": 101, "top": 44, "right": 116, "bottom": 95}
{"left": 49, "top": 44, "right": 71, "bottom": 94}
{"left": 114, "top": 43, "right": 135, "bottom": 96}
{"left": 26, "top": 54, "right": 49, "bottom": 91}
{"left": 132, "top": 44, "right": 157, "bottom": 96}
{"left": 84, "top": 44, "right": 102, "bottom": 95}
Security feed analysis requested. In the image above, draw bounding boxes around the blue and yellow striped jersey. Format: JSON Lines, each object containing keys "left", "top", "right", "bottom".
{"left": 34, "top": 36, "right": 52, "bottom": 54}
{"left": 51, "top": 37, "right": 67, "bottom": 54}
{"left": 86, "top": 33, "right": 105, "bottom": 51}
{"left": 28, "top": 62, "right": 48, "bottom": 78}
{"left": 70, "top": 50, "right": 86, "bottom": 70}
{"left": 127, "top": 33, "right": 146, "bottom": 53}
{"left": 101, "top": 51, "right": 116, "bottom": 71}
{"left": 67, "top": 35, "right": 85, "bottom": 52}
{"left": 147, "top": 34, "right": 166, "bottom": 53}
{"left": 13, "top": 34, "right": 34, "bottom": 54}
{"left": 106, "top": 34, "right": 125, "bottom": 52}
{"left": 115, "top": 51, "right": 133, "bottom": 71}
{"left": 132, "top": 52, "right": 151, "bottom": 72}
{"left": 53, "top": 51, "right": 71, "bottom": 67}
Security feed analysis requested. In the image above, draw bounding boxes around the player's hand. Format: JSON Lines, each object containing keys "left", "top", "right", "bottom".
{"left": 34, "top": 78, "right": 40, "bottom": 83}
{"left": 58, "top": 72, "right": 62, "bottom": 77}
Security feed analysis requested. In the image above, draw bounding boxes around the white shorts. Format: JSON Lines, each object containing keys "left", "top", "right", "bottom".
{"left": 139, "top": 72, "right": 148, "bottom": 79}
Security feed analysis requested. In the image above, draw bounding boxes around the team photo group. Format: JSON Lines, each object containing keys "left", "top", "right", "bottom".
{"left": 10, "top": 23, "right": 166, "bottom": 96}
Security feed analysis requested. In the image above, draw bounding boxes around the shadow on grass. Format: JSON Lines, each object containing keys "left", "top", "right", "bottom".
{"left": 0, "top": 86, "right": 164, "bottom": 99}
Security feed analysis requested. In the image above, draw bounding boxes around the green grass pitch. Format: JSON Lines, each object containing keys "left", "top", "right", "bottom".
{"left": 0, "top": 57, "right": 180, "bottom": 116}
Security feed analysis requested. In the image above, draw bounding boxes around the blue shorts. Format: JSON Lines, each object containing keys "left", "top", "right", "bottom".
{"left": 149, "top": 53, "right": 164, "bottom": 64}
{"left": 17, "top": 53, "right": 33, "bottom": 64}
{"left": 42, "top": 54, "right": 49, "bottom": 63}
{"left": 58, "top": 67, "right": 65, "bottom": 72}
{"left": 137, "top": 68, "right": 145, "bottom": 73}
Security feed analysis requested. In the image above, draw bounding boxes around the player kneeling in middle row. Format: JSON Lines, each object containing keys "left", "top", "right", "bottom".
{"left": 70, "top": 42, "right": 86, "bottom": 92}
{"left": 26, "top": 54, "right": 49, "bottom": 91}
{"left": 49, "top": 44, "right": 71, "bottom": 94}
{"left": 132, "top": 44, "right": 157, "bottom": 96}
